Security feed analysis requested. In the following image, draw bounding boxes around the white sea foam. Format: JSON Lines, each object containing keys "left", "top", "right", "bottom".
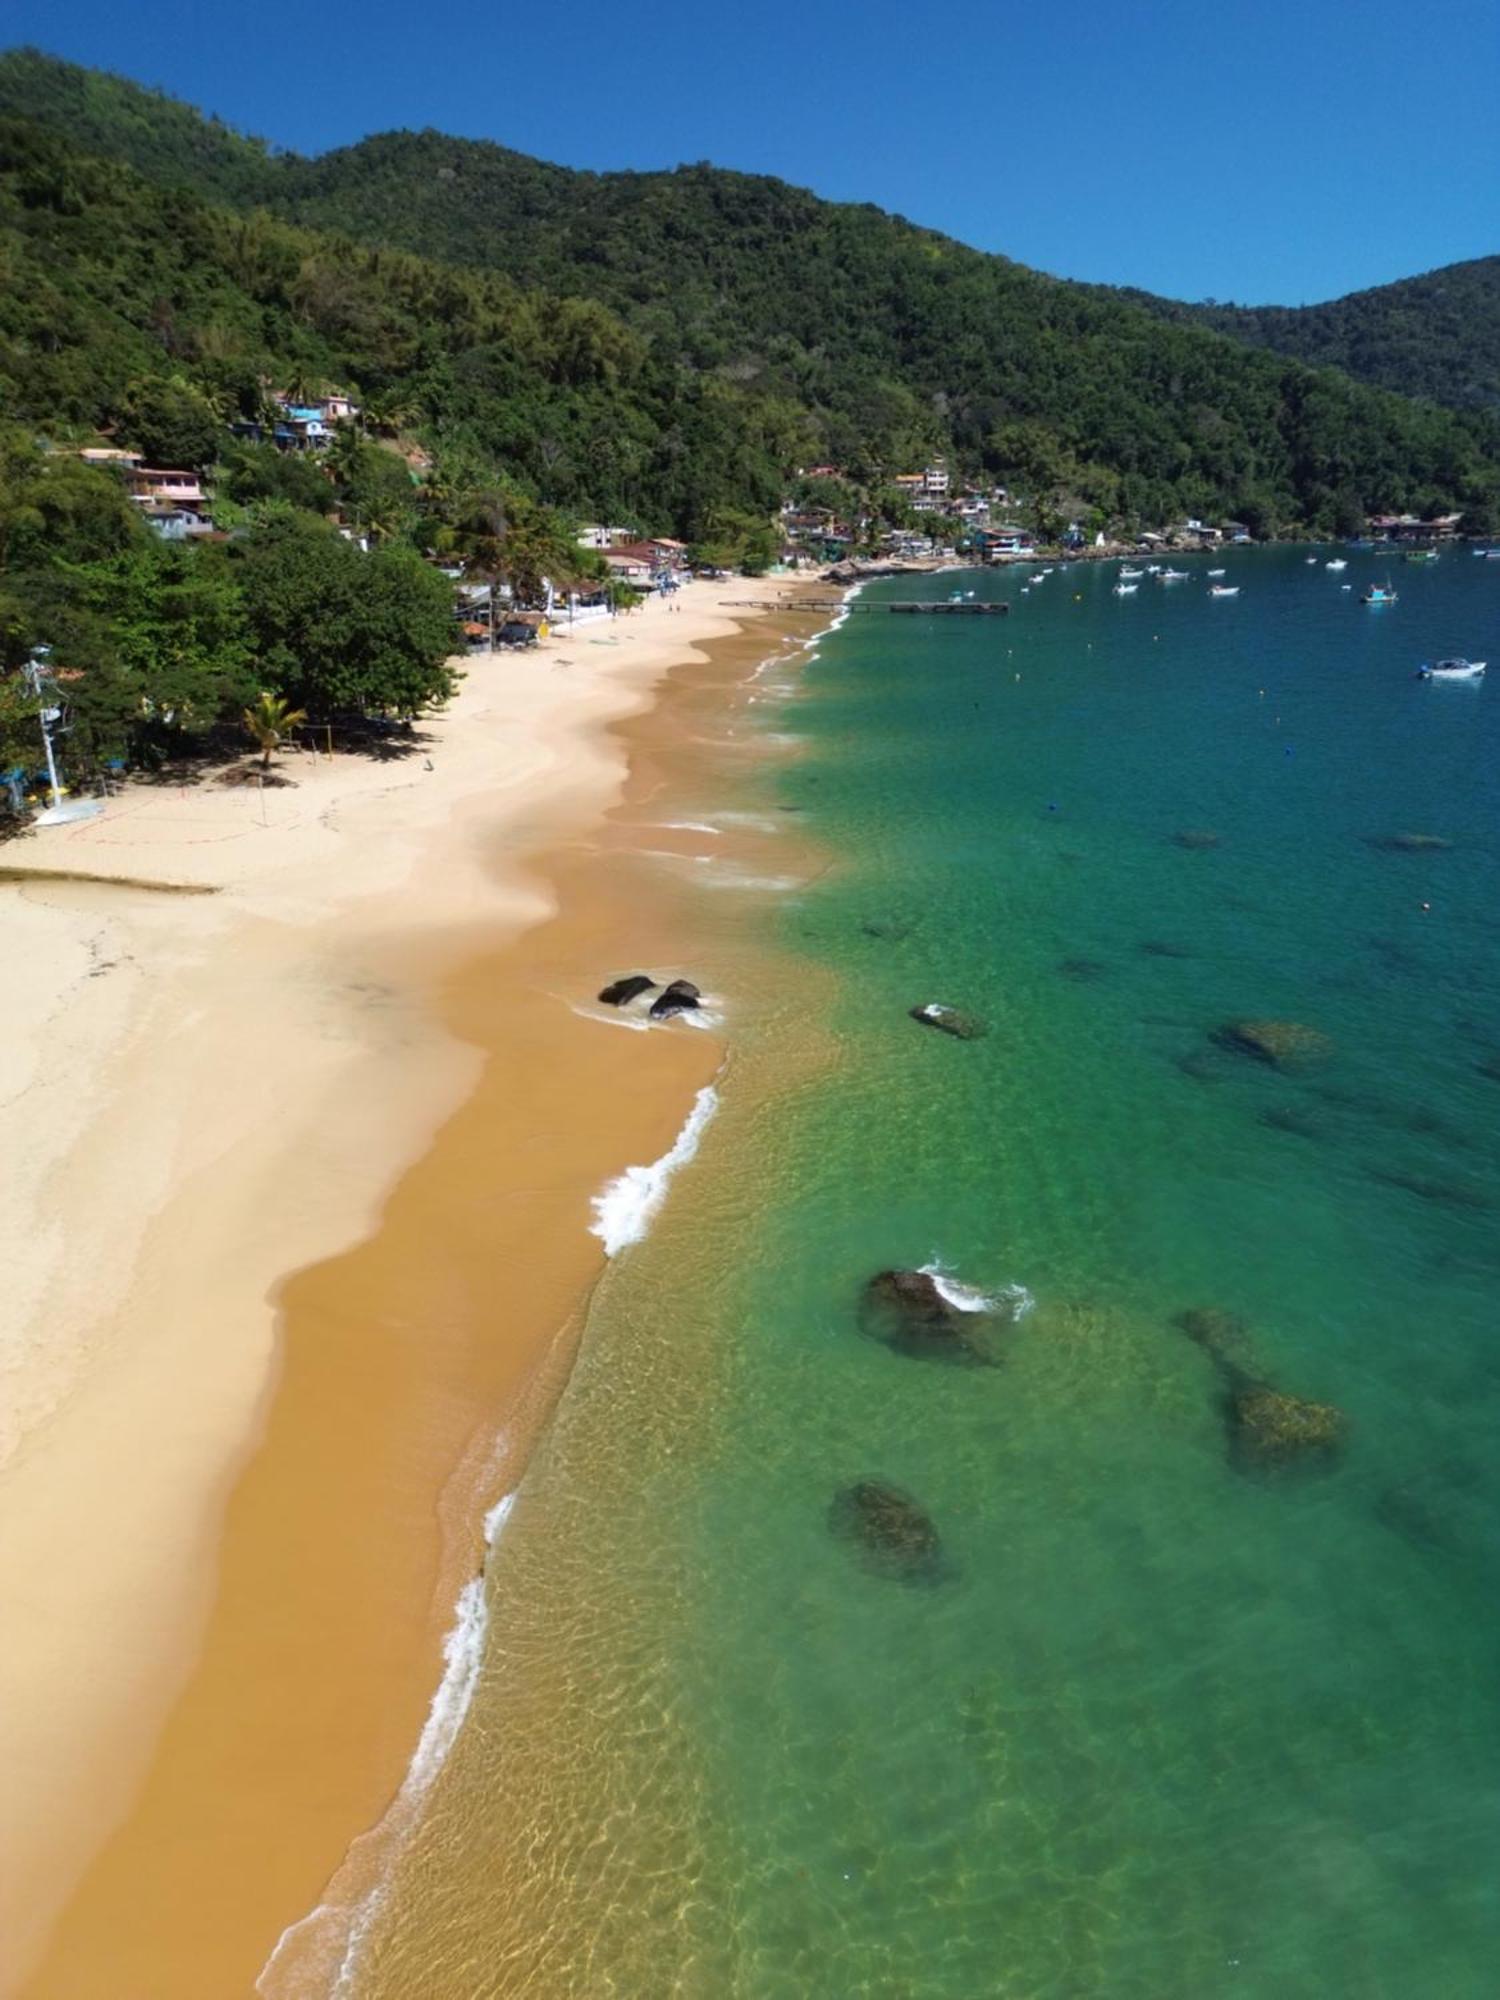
{"left": 566, "top": 1000, "right": 654, "bottom": 1033}
{"left": 589, "top": 1084, "right": 719, "bottom": 1255}
{"left": 919, "top": 1262, "right": 1036, "bottom": 1319}
{"left": 658, "top": 819, "right": 722, "bottom": 834}
{"left": 257, "top": 1494, "right": 516, "bottom": 1998}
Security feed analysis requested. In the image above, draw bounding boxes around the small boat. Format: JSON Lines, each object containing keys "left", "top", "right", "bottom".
{"left": 1209, "top": 584, "right": 1239, "bottom": 598}
{"left": 1145, "top": 564, "right": 1161, "bottom": 574}
{"left": 1417, "top": 658, "right": 1486, "bottom": 681}
{"left": 1113, "top": 582, "right": 1138, "bottom": 596}
{"left": 1361, "top": 581, "right": 1398, "bottom": 605}
{"left": 1306, "top": 556, "right": 1318, "bottom": 565}
{"left": 1325, "top": 559, "right": 1348, "bottom": 572}
{"left": 1119, "top": 565, "right": 1144, "bottom": 578}
{"left": 1483, "top": 549, "right": 1500, "bottom": 560}
{"left": 1159, "top": 568, "right": 1189, "bottom": 581}
{"left": 1404, "top": 549, "right": 1439, "bottom": 564}
{"left": 1207, "top": 567, "right": 1226, "bottom": 577}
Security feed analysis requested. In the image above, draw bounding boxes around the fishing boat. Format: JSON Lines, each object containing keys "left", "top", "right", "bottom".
{"left": 1113, "top": 582, "right": 1138, "bottom": 596}
{"left": 1209, "top": 583, "right": 1239, "bottom": 598}
{"left": 1361, "top": 580, "right": 1398, "bottom": 605}
{"left": 1325, "top": 558, "right": 1348, "bottom": 571}
{"left": 1404, "top": 548, "right": 1439, "bottom": 564}
{"left": 1417, "top": 658, "right": 1486, "bottom": 681}
{"left": 1159, "top": 568, "right": 1189, "bottom": 581}
{"left": 1306, "top": 556, "right": 1318, "bottom": 565}
{"left": 1206, "top": 567, "right": 1226, "bottom": 578}
{"left": 1119, "top": 565, "right": 1144, "bottom": 578}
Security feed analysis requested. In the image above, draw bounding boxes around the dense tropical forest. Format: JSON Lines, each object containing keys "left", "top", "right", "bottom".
{"left": 2, "top": 46, "right": 1499, "bottom": 799}
{"left": 1128, "top": 258, "right": 1500, "bottom": 415}
{"left": 2, "top": 47, "right": 1498, "bottom": 539}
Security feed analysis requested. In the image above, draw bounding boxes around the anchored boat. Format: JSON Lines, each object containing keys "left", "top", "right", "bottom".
{"left": 1417, "top": 658, "right": 1486, "bottom": 681}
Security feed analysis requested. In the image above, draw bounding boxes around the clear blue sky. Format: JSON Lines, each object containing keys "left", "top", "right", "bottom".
{"left": 7, "top": 0, "right": 1498, "bottom": 304}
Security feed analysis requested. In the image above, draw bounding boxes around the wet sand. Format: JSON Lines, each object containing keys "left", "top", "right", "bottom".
{"left": 16, "top": 601, "right": 823, "bottom": 1999}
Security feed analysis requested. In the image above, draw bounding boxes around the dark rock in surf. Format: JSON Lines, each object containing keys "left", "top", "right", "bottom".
{"left": 909, "top": 1003, "right": 986, "bottom": 1040}
{"left": 829, "top": 1480, "right": 946, "bottom": 1583}
{"left": 598, "top": 974, "right": 658, "bottom": 1007}
{"left": 1212, "top": 1019, "right": 1334, "bottom": 1071}
{"left": 649, "top": 978, "right": 702, "bottom": 1020}
{"left": 859, "top": 1268, "right": 1010, "bottom": 1365}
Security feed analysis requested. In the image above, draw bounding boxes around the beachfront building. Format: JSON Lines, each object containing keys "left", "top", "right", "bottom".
{"left": 1368, "top": 511, "right": 1464, "bottom": 543}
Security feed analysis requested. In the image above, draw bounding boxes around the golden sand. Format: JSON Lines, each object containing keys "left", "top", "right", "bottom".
{"left": 13, "top": 600, "right": 822, "bottom": 1998}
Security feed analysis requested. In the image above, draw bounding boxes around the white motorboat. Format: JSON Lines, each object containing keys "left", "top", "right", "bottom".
{"left": 1417, "top": 658, "right": 1486, "bottom": 681}
{"left": 1113, "top": 582, "right": 1138, "bottom": 596}
{"left": 1119, "top": 565, "right": 1144, "bottom": 578}
{"left": 1207, "top": 567, "right": 1226, "bottom": 577}
{"left": 1209, "top": 584, "right": 1240, "bottom": 598}
{"left": 1325, "top": 559, "right": 1348, "bottom": 571}
{"left": 1159, "top": 568, "right": 1189, "bottom": 581}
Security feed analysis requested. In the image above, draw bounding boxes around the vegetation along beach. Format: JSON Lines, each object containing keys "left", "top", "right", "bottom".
{"left": 1, "top": 18, "right": 1498, "bottom": 1999}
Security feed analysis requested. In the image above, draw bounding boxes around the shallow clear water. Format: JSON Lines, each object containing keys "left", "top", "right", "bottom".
{"left": 355, "top": 549, "right": 1500, "bottom": 1998}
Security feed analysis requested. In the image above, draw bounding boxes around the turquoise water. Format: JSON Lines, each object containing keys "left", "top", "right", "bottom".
{"left": 357, "top": 548, "right": 1500, "bottom": 1998}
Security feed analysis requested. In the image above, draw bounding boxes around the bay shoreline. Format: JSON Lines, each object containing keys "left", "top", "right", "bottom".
{"left": 1, "top": 576, "right": 822, "bottom": 1996}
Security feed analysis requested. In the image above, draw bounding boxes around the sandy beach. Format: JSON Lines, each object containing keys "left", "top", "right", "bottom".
{"left": 0, "top": 574, "right": 818, "bottom": 1997}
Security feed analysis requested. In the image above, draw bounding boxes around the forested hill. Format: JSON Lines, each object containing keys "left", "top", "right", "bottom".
{"left": 1127, "top": 260, "right": 1500, "bottom": 414}
{"left": 2, "top": 46, "right": 1498, "bottom": 536}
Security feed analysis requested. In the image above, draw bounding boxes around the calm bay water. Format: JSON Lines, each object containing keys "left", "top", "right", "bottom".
{"left": 352, "top": 548, "right": 1500, "bottom": 1999}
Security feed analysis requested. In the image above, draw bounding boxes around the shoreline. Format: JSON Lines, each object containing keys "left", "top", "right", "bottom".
{"left": 1, "top": 576, "right": 821, "bottom": 1996}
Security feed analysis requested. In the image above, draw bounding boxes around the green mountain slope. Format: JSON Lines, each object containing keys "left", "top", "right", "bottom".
{"left": 1127, "top": 260, "right": 1500, "bottom": 413}
{"left": 1, "top": 47, "right": 1497, "bottom": 535}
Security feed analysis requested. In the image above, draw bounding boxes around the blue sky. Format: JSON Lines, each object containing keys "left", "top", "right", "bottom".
{"left": 6, "top": 0, "right": 1497, "bottom": 304}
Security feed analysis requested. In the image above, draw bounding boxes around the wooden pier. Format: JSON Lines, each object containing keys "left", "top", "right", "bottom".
{"left": 888, "top": 600, "right": 1009, "bottom": 615}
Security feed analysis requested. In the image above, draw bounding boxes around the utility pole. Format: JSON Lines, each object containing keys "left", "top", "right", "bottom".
{"left": 23, "top": 649, "right": 63, "bottom": 811}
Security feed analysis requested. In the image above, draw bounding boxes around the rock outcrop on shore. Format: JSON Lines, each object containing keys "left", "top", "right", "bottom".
{"left": 828, "top": 1479, "right": 946, "bottom": 1583}
{"left": 649, "top": 978, "right": 701, "bottom": 1020}
{"left": 598, "top": 974, "right": 658, "bottom": 1006}
{"left": 909, "top": 1003, "right": 986, "bottom": 1040}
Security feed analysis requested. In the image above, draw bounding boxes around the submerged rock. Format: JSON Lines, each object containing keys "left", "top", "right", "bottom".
{"left": 1227, "top": 1384, "right": 1347, "bottom": 1469}
{"left": 1172, "top": 1306, "right": 1346, "bottom": 1474}
{"left": 1140, "top": 939, "right": 1193, "bottom": 959}
{"left": 1260, "top": 1103, "right": 1327, "bottom": 1141}
{"left": 1474, "top": 1053, "right": 1500, "bottom": 1084}
{"left": 1365, "top": 832, "right": 1454, "bottom": 854}
{"left": 1058, "top": 957, "right": 1108, "bottom": 982}
{"left": 1173, "top": 1306, "right": 1256, "bottom": 1369}
{"left": 1366, "top": 1166, "right": 1493, "bottom": 1212}
{"left": 909, "top": 1003, "right": 987, "bottom": 1041}
{"left": 861, "top": 916, "right": 913, "bottom": 942}
{"left": 859, "top": 1268, "right": 1015, "bottom": 1365}
{"left": 1212, "top": 1019, "right": 1334, "bottom": 1071}
{"left": 598, "top": 973, "right": 658, "bottom": 1007}
{"left": 1172, "top": 828, "right": 1221, "bottom": 850}
{"left": 829, "top": 1480, "right": 946, "bottom": 1583}
{"left": 649, "top": 978, "right": 702, "bottom": 1020}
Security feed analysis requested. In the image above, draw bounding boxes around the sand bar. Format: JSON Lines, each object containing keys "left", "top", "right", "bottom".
{"left": 0, "top": 576, "right": 818, "bottom": 1995}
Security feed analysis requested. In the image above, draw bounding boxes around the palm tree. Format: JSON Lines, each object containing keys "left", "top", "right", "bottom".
{"left": 242, "top": 692, "right": 307, "bottom": 770}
